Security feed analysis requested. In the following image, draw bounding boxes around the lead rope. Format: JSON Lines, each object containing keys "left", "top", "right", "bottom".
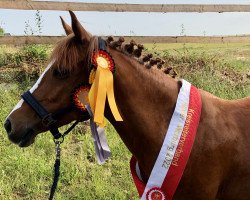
{"left": 49, "top": 141, "right": 61, "bottom": 200}
{"left": 48, "top": 120, "right": 80, "bottom": 200}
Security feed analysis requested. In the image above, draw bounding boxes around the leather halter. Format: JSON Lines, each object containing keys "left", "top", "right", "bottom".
{"left": 21, "top": 37, "right": 107, "bottom": 140}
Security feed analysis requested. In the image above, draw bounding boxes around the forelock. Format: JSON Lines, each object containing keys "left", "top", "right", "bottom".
{"left": 50, "top": 35, "right": 85, "bottom": 72}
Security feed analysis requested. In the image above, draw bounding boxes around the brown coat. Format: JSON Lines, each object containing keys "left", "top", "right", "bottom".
{"left": 5, "top": 11, "right": 250, "bottom": 200}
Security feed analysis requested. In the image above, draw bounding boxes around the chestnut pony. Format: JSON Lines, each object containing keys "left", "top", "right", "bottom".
{"left": 4, "top": 11, "right": 250, "bottom": 200}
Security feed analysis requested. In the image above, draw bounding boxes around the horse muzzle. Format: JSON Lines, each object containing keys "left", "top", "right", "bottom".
{"left": 4, "top": 118, "right": 36, "bottom": 147}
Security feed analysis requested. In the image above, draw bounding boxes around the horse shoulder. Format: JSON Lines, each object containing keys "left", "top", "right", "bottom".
{"left": 179, "top": 91, "right": 250, "bottom": 200}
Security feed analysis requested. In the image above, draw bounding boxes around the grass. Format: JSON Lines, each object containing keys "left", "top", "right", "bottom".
{"left": 0, "top": 84, "right": 136, "bottom": 200}
{"left": 145, "top": 43, "right": 250, "bottom": 98}
{"left": 0, "top": 43, "right": 249, "bottom": 200}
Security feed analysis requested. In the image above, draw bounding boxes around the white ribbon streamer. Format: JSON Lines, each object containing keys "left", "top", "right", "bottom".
{"left": 86, "top": 105, "right": 111, "bottom": 165}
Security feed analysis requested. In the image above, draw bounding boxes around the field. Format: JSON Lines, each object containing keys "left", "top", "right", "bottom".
{"left": 0, "top": 43, "right": 249, "bottom": 200}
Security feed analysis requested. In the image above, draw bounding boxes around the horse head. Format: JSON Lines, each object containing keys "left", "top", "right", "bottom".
{"left": 4, "top": 11, "right": 94, "bottom": 147}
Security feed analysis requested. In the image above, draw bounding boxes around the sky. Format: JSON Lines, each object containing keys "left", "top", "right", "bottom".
{"left": 1, "top": 0, "right": 250, "bottom": 36}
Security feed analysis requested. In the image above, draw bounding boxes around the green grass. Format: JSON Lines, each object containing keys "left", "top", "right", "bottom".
{"left": 0, "top": 84, "right": 136, "bottom": 200}
{"left": 0, "top": 43, "right": 249, "bottom": 200}
{"left": 145, "top": 43, "right": 249, "bottom": 98}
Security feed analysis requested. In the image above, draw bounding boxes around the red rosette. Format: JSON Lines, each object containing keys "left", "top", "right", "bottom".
{"left": 91, "top": 50, "right": 115, "bottom": 73}
{"left": 146, "top": 187, "right": 166, "bottom": 200}
{"left": 72, "top": 85, "right": 90, "bottom": 113}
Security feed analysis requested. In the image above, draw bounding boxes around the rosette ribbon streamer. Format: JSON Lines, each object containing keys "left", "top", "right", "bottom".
{"left": 88, "top": 50, "right": 123, "bottom": 127}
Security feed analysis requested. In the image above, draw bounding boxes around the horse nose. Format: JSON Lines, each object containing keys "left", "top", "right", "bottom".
{"left": 4, "top": 119, "right": 12, "bottom": 135}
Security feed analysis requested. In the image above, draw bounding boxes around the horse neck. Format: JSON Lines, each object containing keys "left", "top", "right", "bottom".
{"left": 105, "top": 48, "right": 180, "bottom": 181}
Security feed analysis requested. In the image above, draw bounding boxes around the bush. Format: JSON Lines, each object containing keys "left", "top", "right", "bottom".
{"left": 0, "top": 45, "right": 51, "bottom": 68}
{"left": 22, "top": 45, "right": 49, "bottom": 62}
{"left": 0, "top": 53, "right": 22, "bottom": 67}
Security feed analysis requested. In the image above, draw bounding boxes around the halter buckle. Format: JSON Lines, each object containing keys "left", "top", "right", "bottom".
{"left": 42, "top": 114, "right": 57, "bottom": 127}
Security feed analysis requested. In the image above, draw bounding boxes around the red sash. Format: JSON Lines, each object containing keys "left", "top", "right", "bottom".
{"left": 130, "top": 81, "right": 202, "bottom": 200}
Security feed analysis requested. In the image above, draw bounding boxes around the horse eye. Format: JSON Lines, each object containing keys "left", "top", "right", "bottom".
{"left": 53, "top": 69, "right": 70, "bottom": 79}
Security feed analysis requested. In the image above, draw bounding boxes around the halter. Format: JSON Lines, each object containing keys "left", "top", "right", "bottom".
{"left": 21, "top": 91, "right": 89, "bottom": 140}
{"left": 21, "top": 37, "right": 107, "bottom": 141}
{"left": 21, "top": 37, "right": 108, "bottom": 200}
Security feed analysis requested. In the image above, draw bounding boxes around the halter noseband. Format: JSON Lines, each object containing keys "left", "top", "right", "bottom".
{"left": 21, "top": 37, "right": 107, "bottom": 141}
{"left": 21, "top": 91, "right": 90, "bottom": 140}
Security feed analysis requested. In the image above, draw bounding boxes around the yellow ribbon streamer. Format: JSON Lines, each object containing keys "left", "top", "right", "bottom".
{"left": 88, "top": 57, "right": 123, "bottom": 127}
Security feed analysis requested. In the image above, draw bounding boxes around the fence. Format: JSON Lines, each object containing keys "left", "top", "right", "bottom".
{"left": 0, "top": 1, "right": 250, "bottom": 44}
{"left": 1, "top": 1, "right": 250, "bottom": 12}
{"left": 1, "top": 35, "right": 250, "bottom": 45}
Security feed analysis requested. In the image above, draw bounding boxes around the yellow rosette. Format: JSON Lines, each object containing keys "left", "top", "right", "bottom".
{"left": 88, "top": 50, "right": 123, "bottom": 127}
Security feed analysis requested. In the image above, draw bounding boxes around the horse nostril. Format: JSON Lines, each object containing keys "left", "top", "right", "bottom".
{"left": 4, "top": 119, "right": 12, "bottom": 134}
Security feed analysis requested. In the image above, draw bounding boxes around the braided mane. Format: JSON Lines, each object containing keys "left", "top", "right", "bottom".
{"left": 49, "top": 35, "right": 176, "bottom": 78}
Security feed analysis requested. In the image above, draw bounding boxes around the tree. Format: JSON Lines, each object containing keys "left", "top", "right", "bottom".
{"left": 0, "top": 21, "right": 4, "bottom": 36}
{"left": 0, "top": 27, "right": 4, "bottom": 36}
{"left": 24, "top": 10, "right": 43, "bottom": 35}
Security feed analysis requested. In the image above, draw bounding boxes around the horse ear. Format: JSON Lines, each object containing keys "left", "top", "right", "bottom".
{"left": 69, "top": 10, "right": 91, "bottom": 42}
{"left": 60, "top": 16, "right": 73, "bottom": 35}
